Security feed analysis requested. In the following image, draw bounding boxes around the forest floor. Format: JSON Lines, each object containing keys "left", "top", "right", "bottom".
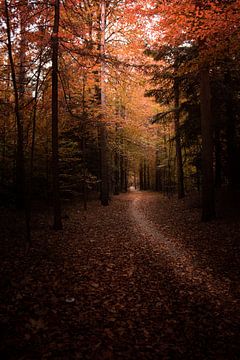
{"left": 0, "top": 190, "right": 239, "bottom": 360}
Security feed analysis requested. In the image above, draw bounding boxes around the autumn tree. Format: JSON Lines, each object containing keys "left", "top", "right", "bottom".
{"left": 51, "top": 0, "right": 62, "bottom": 229}
{"left": 3, "top": 0, "right": 26, "bottom": 209}
{"left": 136, "top": 0, "right": 240, "bottom": 219}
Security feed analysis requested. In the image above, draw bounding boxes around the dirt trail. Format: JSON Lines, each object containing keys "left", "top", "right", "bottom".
{"left": 0, "top": 191, "right": 239, "bottom": 359}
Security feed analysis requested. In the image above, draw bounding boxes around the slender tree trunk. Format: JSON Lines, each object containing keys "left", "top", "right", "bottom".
{"left": 214, "top": 126, "right": 222, "bottom": 188}
{"left": 99, "top": 0, "right": 109, "bottom": 206}
{"left": 120, "top": 153, "right": 125, "bottom": 192}
{"left": 124, "top": 158, "right": 128, "bottom": 192}
{"left": 200, "top": 67, "right": 215, "bottom": 221}
{"left": 155, "top": 149, "right": 162, "bottom": 191}
{"left": 139, "top": 162, "right": 144, "bottom": 190}
{"left": 19, "top": 1, "right": 32, "bottom": 243}
{"left": 82, "top": 75, "right": 88, "bottom": 210}
{"left": 147, "top": 164, "right": 150, "bottom": 189}
{"left": 173, "top": 78, "right": 184, "bottom": 198}
{"left": 225, "top": 70, "right": 239, "bottom": 189}
{"left": 82, "top": 128, "right": 88, "bottom": 210}
{"left": 30, "top": 53, "right": 43, "bottom": 179}
{"left": 114, "top": 151, "right": 120, "bottom": 195}
{"left": 4, "top": 0, "right": 25, "bottom": 210}
{"left": 133, "top": 171, "right": 137, "bottom": 189}
{"left": 143, "top": 159, "right": 147, "bottom": 190}
{"left": 51, "top": 0, "right": 62, "bottom": 229}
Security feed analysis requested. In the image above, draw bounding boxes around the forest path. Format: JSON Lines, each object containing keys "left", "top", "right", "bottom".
{"left": 1, "top": 191, "right": 239, "bottom": 359}
{"left": 129, "top": 191, "right": 236, "bottom": 304}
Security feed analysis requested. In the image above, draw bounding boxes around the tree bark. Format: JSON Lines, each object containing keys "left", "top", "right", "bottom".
{"left": 99, "top": 0, "right": 109, "bottom": 206}
{"left": 4, "top": 0, "right": 25, "bottom": 209}
{"left": 200, "top": 67, "right": 215, "bottom": 221}
{"left": 114, "top": 151, "right": 120, "bottom": 195}
{"left": 139, "top": 162, "right": 144, "bottom": 190}
{"left": 143, "top": 159, "right": 147, "bottom": 190}
{"left": 225, "top": 70, "right": 240, "bottom": 189}
{"left": 214, "top": 125, "right": 222, "bottom": 188}
{"left": 173, "top": 78, "right": 185, "bottom": 198}
{"left": 155, "top": 149, "right": 162, "bottom": 191}
{"left": 51, "top": 0, "right": 62, "bottom": 229}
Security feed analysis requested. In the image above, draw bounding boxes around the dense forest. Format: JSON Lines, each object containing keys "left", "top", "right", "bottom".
{"left": 0, "top": 1, "right": 240, "bottom": 228}
{"left": 0, "top": 0, "right": 240, "bottom": 227}
{"left": 0, "top": 1, "right": 240, "bottom": 359}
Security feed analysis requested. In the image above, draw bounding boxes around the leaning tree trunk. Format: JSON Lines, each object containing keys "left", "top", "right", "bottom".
{"left": 173, "top": 78, "right": 184, "bottom": 199}
{"left": 200, "top": 66, "right": 215, "bottom": 221}
{"left": 51, "top": 0, "right": 62, "bottom": 229}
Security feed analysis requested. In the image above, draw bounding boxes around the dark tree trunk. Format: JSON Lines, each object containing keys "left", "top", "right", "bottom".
{"left": 225, "top": 71, "right": 240, "bottom": 189}
{"left": 114, "top": 151, "right": 120, "bottom": 195}
{"left": 51, "top": 0, "right": 62, "bottom": 229}
{"left": 155, "top": 149, "right": 162, "bottom": 191}
{"left": 124, "top": 158, "right": 128, "bottom": 192}
{"left": 4, "top": 0, "right": 25, "bottom": 210}
{"left": 99, "top": 125, "right": 109, "bottom": 205}
{"left": 173, "top": 78, "right": 185, "bottom": 198}
{"left": 81, "top": 76, "right": 88, "bottom": 211}
{"left": 139, "top": 162, "right": 144, "bottom": 190}
{"left": 99, "top": 0, "right": 109, "bottom": 206}
{"left": 120, "top": 154, "right": 125, "bottom": 192}
{"left": 200, "top": 67, "right": 215, "bottom": 221}
{"left": 147, "top": 164, "right": 150, "bottom": 189}
{"left": 214, "top": 126, "right": 222, "bottom": 188}
{"left": 143, "top": 159, "right": 147, "bottom": 190}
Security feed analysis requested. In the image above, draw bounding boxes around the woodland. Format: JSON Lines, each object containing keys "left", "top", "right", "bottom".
{"left": 0, "top": 0, "right": 240, "bottom": 359}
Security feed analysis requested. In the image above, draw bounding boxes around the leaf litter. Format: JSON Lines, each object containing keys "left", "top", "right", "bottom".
{"left": 0, "top": 191, "right": 239, "bottom": 359}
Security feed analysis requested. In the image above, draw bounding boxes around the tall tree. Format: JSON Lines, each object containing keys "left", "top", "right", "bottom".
{"left": 51, "top": 0, "right": 62, "bottom": 229}
{"left": 173, "top": 72, "right": 184, "bottom": 199}
{"left": 200, "top": 66, "right": 215, "bottom": 221}
{"left": 99, "top": 0, "right": 109, "bottom": 206}
{"left": 4, "top": 0, "right": 25, "bottom": 209}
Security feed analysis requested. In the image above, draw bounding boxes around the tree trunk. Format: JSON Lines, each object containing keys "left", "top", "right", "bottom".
{"left": 120, "top": 153, "right": 126, "bottom": 192}
{"left": 214, "top": 126, "right": 222, "bottom": 188}
{"left": 139, "top": 162, "right": 144, "bottom": 190}
{"left": 124, "top": 158, "right": 128, "bottom": 192}
{"left": 99, "top": 0, "right": 109, "bottom": 206}
{"left": 114, "top": 151, "right": 120, "bottom": 195}
{"left": 143, "top": 159, "right": 147, "bottom": 190}
{"left": 155, "top": 149, "right": 162, "bottom": 191}
{"left": 51, "top": 0, "right": 62, "bottom": 229}
{"left": 200, "top": 67, "right": 215, "bottom": 221}
{"left": 173, "top": 78, "right": 184, "bottom": 198}
{"left": 4, "top": 0, "right": 25, "bottom": 210}
{"left": 225, "top": 70, "right": 240, "bottom": 189}
{"left": 147, "top": 164, "right": 150, "bottom": 189}
{"left": 81, "top": 75, "right": 88, "bottom": 210}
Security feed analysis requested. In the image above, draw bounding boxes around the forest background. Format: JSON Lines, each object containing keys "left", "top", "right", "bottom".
{"left": 0, "top": 0, "right": 240, "bottom": 236}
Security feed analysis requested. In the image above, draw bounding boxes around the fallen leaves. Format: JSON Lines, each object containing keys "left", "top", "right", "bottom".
{"left": 0, "top": 192, "right": 239, "bottom": 359}
{"left": 28, "top": 318, "right": 45, "bottom": 332}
